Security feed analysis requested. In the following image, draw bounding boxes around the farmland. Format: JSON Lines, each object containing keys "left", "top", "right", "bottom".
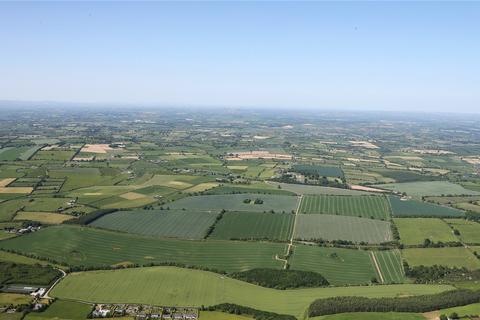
{"left": 388, "top": 196, "right": 465, "bottom": 217}
{"left": 373, "top": 181, "right": 480, "bottom": 197}
{"left": 394, "top": 218, "right": 458, "bottom": 245}
{"left": 294, "top": 214, "right": 392, "bottom": 244}
{"left": 445, "top": 219, "right": 480, "bottom": 244}
{"left": 402, "top": 247, "right": 480, "bottom": 270}
{"left": 50, "top": 266, "right": 452, "bottom": 319}
{"left": 371, "top": 250, "right": 405, "bottom": 284}
{"left": 90, "top": 209, "right": 219, "bottom": 239}
{"left": 298, "top": 195, "right": 391, "bottom": 220}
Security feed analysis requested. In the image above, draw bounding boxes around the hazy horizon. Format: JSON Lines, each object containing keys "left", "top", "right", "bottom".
{"left": 1, "top": 2, "right": 479, "bottom": 112}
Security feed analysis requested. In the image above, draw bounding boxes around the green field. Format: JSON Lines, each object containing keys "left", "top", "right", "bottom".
{"left": 90, "top": 209, "right": 219, "bottom": 239}
{"left": 292, "top": 165, "right": 344, "bottom": 178}
{"left": 200, "top": 311, "right": 252, "bottom": 320}
{"left": 289, "top": 245, "right": 377, "bottom": 285}
{"left": 372, "top": 250, "right": 405, "bottom": 284}
{"left": 294, "top": 214, "right": 392, "bottom": 244}
{"left": 50, "top": 266, "right": 453, "bottom": 319}
{"left": 169, "top": 194, "right": 299, "bottom": 213}
{"left": 388, "top": 196, "right": 464, "bottom": 217}
{"left": 0, "top": 225, "right": 285, "bottom": 272}
{"left": 269, "top": 183, "right": 370, "bottom": 196}
{"left": 402, "top": 247, "right": 480, "bottom": 270}
{"left": 299, "top": 195, "right": 391, "bottom": 220}
{"left": 209, "top": 211, "right": 294, "bottom": 241}
{"left": 394, "top": 218, "right": 457, "bottom": 245}
{"left": 25, "top": 300, "right": 92, "bottom": 320}
{"left": 0, "top": 146, "right": 41, "bottom": 161}
{"left": 310, "top": 312, "right": 425, "bottom": 320}
{"left": 373, "top": 181, "right": 480, "bottom": 197}
{"left": 445, "top": 219, "right": 480, "bottom": 244}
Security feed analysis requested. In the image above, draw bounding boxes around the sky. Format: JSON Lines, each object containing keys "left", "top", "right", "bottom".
{"left": 0, "top": 1, "right": 479, "bottom": 112}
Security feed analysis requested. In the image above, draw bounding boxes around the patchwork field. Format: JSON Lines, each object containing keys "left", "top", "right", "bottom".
{"left": 0, "top": 225, "right": 285, "bottom": 272}
{"left": 373, "top": 181, "right": 480, "bottom": 197}
{"left": 90, "top": 209, "right": 219, "bottom": 239}
{"left": 388, "top": 196, "right": 464, "bottom": 217}
{"left": 292, "top": 164, "right": 344, "bottom": 178}
{"left": 299, "top": 195, "right": 391, "bottom": 220}
{"left": 402, "top": 247, "right": 480, "bottom": 270}
{"left": 394, "top": 218, "right": 457, "bottom": 245}
{"left": 268, "top": 182, "right": 370, "bottom": 195}
{"left": 294, "top": 214, "right": 392, "bottom": 244}
{"left": 51, "top": 266, "right": 452, "bottom": 319}
{"left": 13, "top": 211, "right": 74, "bottom": 224}
{"left": 169, "top": 194, "right": 299, "bottom": 213}
{"left": 208, "top": 211, "right": 294, "bottom": 241}
{"left": 445, "top": 219, "right": 480, "bottom": 244}
{"left": 372, "top": 250, "right": 405, "bottom": 284}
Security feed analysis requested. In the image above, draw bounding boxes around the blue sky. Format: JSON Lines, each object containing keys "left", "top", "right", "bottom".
{"left": 1, "top": 2, "right": 479, "bottom": 112}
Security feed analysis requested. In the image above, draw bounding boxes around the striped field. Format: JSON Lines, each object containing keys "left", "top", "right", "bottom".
{"left": 372, "top": 250, "right": 405, "bottom": 284}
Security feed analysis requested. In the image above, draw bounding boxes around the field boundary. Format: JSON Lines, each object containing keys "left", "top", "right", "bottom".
{"left": 370, "top": 251, "right": 385, "bottom": 284}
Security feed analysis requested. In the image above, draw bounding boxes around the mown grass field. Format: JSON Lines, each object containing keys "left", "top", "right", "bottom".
{"left": 394, "top": 218, "right": 457, "bottom": 245}
{"left": 445, "top": 219, "right": 480, "bottom": 244}
{"left": 200, "top": 311, "right": 252, "bottom": 320}
{"left": 169, "top": 194, "right": 299, "bottom": 213}
{"left": 90, "top": 209, "right": 218, "bottom": 239}
{"left": 289, "top": 245, "right": 377, "bottom": 285}
{"left": 25, "top": 300, "right": 92, "bottom": 320}
{"left": 299, "top": 195, "right": 391, "bottom": 220}
{"left": 294, "top": 214, "right": 392, "bottom": 244}
{"left": 51, "top": 266, "right": 453, "bottom": 319}
{"left": 388, "top": 196, "right": 464, "bottom": 217}
{"left": 13, "top": 211, "right": 74, "bottom": 224}
{"left": 0, "top": 293, "right": 32, "bottom": 306}
{"left": 209, "top": 211, "right": 294, "bottom": 241}
{"left": 402, "top": 247, "right": 480, "bottom": 270}
{"left": 309, "top": 312, "right": 425, "bottom": 320}
{"left": 373, "top": 181, "right": 480, "bottom": 197}
{"left": 372, "top": 250, "right": 405, "bottom": 284}
{"left": 0, "top": 225, "right": 285, "bottom": 272}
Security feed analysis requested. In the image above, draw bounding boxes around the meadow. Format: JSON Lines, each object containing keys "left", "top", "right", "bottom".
{"left": 209, "top": 211, "right": 294, "bottom": 241}
{"left": 309, "top": 312, "right": 425, "bottom": 320}
{"left": 372, "top": 250, "right": 405, "bottom": 284}
{"left": 0, "top": 225, "right": 285, "bottom": 272}
{"left": 373, "top": 181, "right": 480, "bottom": 197}
{"left": 388, "top": 196, "right": 464, "bottom": 217}
{"left": 298, "top": 195, "right": 391, "bottom": 220}
{"left": 402, "top": 247, "right": 480, "bottom": 270}
{"left": 90, "top": 209, "right": 219, "bottom": 239}
{"left": 51, "top": 266, "right": 452, "bottom": 319}
{"left": 294, "top": 214, "right": 392, "bottom": 244}
{"left": 25, "top": 300, "right": 92, "bottom": 320}
{"left": 445, "top": 219, "right": 480, "bottom": 244}
{"left": 13, "top": 211, "right": 74, "bottom": 224}
{"left": 394, "top": 218, "right": 458, "bottom": 245}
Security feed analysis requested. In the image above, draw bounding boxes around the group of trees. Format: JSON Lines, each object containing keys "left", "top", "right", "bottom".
{"left": 65, "top": 208, "right": 118, "bottom": 225}
{"left": 206, "top": 303, "right": 296, "bottom": 320}
{"left": 404, "top": 262, "right": 480, "bottom": 283}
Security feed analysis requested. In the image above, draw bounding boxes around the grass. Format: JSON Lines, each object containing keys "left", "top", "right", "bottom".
{"left": 309, "top": 312, "right": 425, "bottom": 320}
{"left": 268, "top": 183, "right": 369, "bottom": 196}
{"left": 90, "top": 209, "right": 218, "bottom": 240}
{"left": 402, "top": 247, "right": 480, "bottom": 270}
{"left": 50, "top": 266, "right": 453, "bottom": 319}
{"left": 372, "top": 250, "right": 405, "bottom": 284}
{"left": 22, "top": 197, "right": 75, "bottom": 212}
{"left": 292, "top": 165, "right": 344, "bottom": 178}
{"left": 289, "top": 245, "right": 377, "bottom": 285}
{"left": 14, "top": 211, "right": 74, "bottom": 224}
{"left": 199, "top": 311, "right": 252, "bottom": 320}
{"left": 394, "top": 218, "right": 457, "bottom": 245}
{"left": 169, "top": 194, "right": 299, "bottom": 213}
{"left": 0, "top": 199, "right": 28, "bottom": 221}
{"left": 0, "top": 293, "right": 32, "bottom": 306}
{"left": 388, "top": 196, "right": 464, "bottom": 217}
{"left": 184, "top": 182, "right": 219, "bottom": 193}
{"left": 299, "top": 195, "right": 391, "bottom": 220}
{"left": 25, "top": 300, "right": 92, "bottom": 320}
{"left": 436, "top": 302, "right": 480, "bottom": 318}
{"left": 209, "top": 211, "right": 294, "bottom": 241}
{"left": 373, "top": 181, "right": 480, "bottom": 197}
{"left": 0, "top": 225, "right": 285, "bottom": 272}
{"left": 445, "top": 219, "right": 480, "bottom": 244}
{"left": 0, "top": 250, "right": 50, "bottom": 265}
{"left": 294, "top": 214, "right": 392, "bottom": 244}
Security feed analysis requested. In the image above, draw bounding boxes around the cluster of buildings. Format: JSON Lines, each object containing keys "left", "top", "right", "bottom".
{"left": 91, "top": 304, "right": 198, "bottom": 320}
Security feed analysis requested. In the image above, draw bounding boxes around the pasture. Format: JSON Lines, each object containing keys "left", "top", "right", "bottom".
{"left": 289, "top": 245, "right": 377, "bottom": 285}
{"left": 208, "top": 211, "right": 294, "bottom": 241}
{"left": 373, "top": 181, "right": 480, "bottom": 197}
{"left": 292, "top": 165, "right": 344, "bottom": 178}
{"left": 0, "top": 225, "right": 285, "bottom": 272}
{"left": 90, "top": 209, "right": 218, "bottom": 239}
{"left": 445, "top": 219, "right": 480, "bottom": 244}
{"left": 268, "top": 182, "right": 370, "bottom": 196}
{"left": 388, "top": 196, "right": 464, "bottom": 217}
{"left": 0, "top": 199, "right": 28, "bottom": 221}
{"left": 51, "top": 266, "right": 452, "bottom": 319}
{"left": 294, "top": 214, "right": 392, "bottom": 244}
{"left": 299, "top": 195, "right": 391, "bottom": 220}
{"left": 13, "top": 211, "right": 74, "bottom": 224}
{"left": 25, "top": 300, "right": 92, "bottom": 320}
{"left": 310, "top": 312, "right": 425, "bottom": 320}
{"left": 372, "top": 250, "right": 405, "bottom": 284}
{"left": 393, "top": 218, "right": 457, "bottom": 245}
{"left": 0, "top": 146, "right": 41, "bottom": 161}
{"left": 402, "top": 247, "right": 480, "bottom": 270}
{"left": 169, "top": 194, "right": 299, "bottom": 213}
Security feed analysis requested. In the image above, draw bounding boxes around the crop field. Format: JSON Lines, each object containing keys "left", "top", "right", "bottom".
{"left": 0, "top": 225, "right": 285, "bottom": 272}
{"left": 25, "top": 300, "right": 92, "bottom": 320}
{"left": 371, "top": 250, "right": 405, "bottom": 284}
{"left": 0, "top": 199, "right": 28, "bottom": 221}
{"left": 0, "top": 293, "right": 32, "bottom": 307}
{"left": 90, "top": 209, "right": 219, "bottom": 239}
{"left": 373, "top": 181, "right": 480, "bottom": 197}
{"left": 51, "top": 266, "right": 452, "bottom": 319}
{"left": 32, "top": 150, "right": 77, "bottom": 161}
{"left": 169, "top": 194, "right": 299, "bottom": 213}
{"left": 294, "top": 214, "right": 392, "bottom": 244}
{"left": 292, "top": 164, "right": 344, "bottom": 178}
{"left": 13, "top": 211, "right": 74, "bottom": 224}
{"left": 268, "top": 182, "right": 370, "bottom": 196}
{"left": 388, "top": 196, "right": 464, "bottom": 217}
{"left": 393, "top": 218, "right": 457, "bottom": 245}
{"left": 208, "top": 211, "right": 294, "bottom": 241}
{"left": 310, "top": 312, "right": 425, "bottom": 320}
{"left": 0, "top": 146, "right": 41, "bottom": 161}
{"left": 289, "top": 245, "right": 377, "bottom": 285}
{"left": 445, "top": 219, "right": 480, "bottom": 244}
{"left": 299, "top": 195, "right": 391, "bottom": 220}
{"left": 402, "top": 247, "right": 480, "bottom": 270}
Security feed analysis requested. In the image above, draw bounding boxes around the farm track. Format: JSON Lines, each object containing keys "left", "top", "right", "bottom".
{"left": 370, "top": 251, "right": 385, "bottom": 284}
{"left": 285, "top": 195, "right": 303, "bottom": 269}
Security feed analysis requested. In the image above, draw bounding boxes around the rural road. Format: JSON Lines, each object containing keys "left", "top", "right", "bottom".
{"left": 43, "top": 268, "right": 67, "bottom": 299}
